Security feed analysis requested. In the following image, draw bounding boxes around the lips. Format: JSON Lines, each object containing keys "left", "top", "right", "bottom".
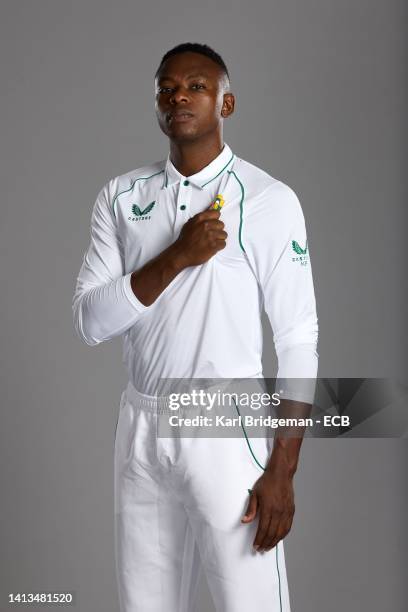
{"left": 167, "top": 110, "right": 195, "bottom": 123}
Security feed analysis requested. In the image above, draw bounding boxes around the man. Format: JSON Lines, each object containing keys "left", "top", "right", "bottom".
{"left": 72, "top": 42, "right": 318, "bottom": 612}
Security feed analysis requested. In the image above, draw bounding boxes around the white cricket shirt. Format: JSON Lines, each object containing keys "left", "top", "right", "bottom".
{"left": 72, "top": 143, "right": 319, "bottom": 396}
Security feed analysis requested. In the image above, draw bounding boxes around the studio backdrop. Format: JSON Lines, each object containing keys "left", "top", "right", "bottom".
{"left": 1, "top": 1, "right": 406, "bottom": 611}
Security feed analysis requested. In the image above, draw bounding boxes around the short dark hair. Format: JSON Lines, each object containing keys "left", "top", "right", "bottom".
{"left": 154, "top": 42, "right": 230, "bottom": 83}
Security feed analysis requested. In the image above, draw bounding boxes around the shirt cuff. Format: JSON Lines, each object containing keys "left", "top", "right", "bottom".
{"left": 122, "top": 273, "right": 151, "bottom": 313}
{"left": 276, "top": 343, "right": 319, "bottom": 404}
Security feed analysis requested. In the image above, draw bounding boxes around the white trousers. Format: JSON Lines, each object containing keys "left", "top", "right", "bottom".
{"left": 114, "top": 381, "right": 291, "bottom": 612}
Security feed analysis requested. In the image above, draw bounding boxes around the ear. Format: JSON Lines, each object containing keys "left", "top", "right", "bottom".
{"left": 221, "top": 92, "right": 235, "bottom": 118}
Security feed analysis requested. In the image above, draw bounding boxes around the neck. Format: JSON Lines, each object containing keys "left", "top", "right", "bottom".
{"left": 169, "top": 133, "right": 224, "bottom": 177}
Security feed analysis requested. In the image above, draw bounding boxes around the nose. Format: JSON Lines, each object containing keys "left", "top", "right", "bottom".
{"left": 170, "top": 86, "right": 190, "bottom": 105}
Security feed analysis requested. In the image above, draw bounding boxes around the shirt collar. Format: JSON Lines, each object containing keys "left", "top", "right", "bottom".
{"left": 162, "top": 142, "right": 235, "bottom": 190}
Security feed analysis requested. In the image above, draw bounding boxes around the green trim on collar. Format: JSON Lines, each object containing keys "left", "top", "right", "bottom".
{"left": 227, "top": 169, "right": 246, "bottom": 253}
{"left": 112, "top": 170, "right": 164, "bottom": 218}
{"left": 200, "top": 153, "right": 235, "bottom": 188}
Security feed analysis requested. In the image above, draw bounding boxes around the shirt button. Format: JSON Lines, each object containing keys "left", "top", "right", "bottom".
{"left": 183, "top": 179, "right": 190, "bottom": 186}
{"left": 180, "top": 204, "right": 187, "bottom": 210}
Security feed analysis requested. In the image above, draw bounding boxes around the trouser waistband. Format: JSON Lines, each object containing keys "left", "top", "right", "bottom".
{"left": 125, "top": 380, "right": 237, "bottom": 414}
{"left": 125, "top": 381, "right": 173, "bottom": 413}
{"left": 124, "top": 377, "right": 266, "bottom": 414}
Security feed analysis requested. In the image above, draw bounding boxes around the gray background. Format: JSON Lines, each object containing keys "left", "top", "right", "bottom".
{"left": 1, "top": 0, "right": 406, "bottom": 611}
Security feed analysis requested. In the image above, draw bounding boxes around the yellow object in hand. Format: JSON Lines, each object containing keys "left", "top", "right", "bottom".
{"left": 210, "top": 194, "right": 225, "bottom": 211}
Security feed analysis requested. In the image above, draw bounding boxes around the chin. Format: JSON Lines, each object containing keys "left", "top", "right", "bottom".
{"left": 168, "top": 130, "right": 201, "bottom": 143}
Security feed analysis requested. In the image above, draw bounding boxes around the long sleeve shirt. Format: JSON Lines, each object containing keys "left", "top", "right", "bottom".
{"left": 72, "top": 142, "right": 318, "bottom": 397}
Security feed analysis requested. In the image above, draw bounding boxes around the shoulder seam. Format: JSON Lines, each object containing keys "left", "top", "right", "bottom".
{"left": 111, "top": 168, "right": 165, "bottom": 219}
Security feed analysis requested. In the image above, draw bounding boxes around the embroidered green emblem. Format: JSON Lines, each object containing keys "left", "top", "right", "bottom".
{"left": 292, "top": 240, "right": 308, "bottom": 255}
{"left": 128, "top": 201, "right": 156, "bottom": 222}
{"left": 291, "top": 240, "right": 309, "bottom": 266}
{"left": 131, "top": 201, "right": 156, "bottom": 217}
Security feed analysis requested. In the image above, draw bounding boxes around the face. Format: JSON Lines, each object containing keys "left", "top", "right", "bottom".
{"left": 154, "top": 52, "right": 234, "bottom": 143}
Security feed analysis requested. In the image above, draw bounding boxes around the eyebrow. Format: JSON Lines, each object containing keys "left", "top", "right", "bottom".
{"left": 157, "top": 72, "right": 211, "bottom": 84}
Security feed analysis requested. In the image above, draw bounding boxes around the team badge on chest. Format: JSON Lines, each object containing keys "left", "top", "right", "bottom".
{"left": 128, "top": 201, "right": 156, "bottom": 221}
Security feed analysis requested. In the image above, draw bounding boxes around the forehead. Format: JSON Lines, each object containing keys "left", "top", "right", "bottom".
{"left": 156, "top": 52, "right": 222, "bottom": 83}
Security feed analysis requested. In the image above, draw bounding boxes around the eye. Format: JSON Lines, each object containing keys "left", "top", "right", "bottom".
{"left": 158, "top": 87, "right": 173, "bottom": 94}
{"left": 191, "top": 83, "right": 205, "bottom": 89}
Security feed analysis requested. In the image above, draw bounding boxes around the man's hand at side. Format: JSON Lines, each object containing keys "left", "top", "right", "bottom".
{"left": 241, "top": 399, "right": 311, "bottom": 553}
{"left": 241, "top": 451, "right": 296, "bottom": 553}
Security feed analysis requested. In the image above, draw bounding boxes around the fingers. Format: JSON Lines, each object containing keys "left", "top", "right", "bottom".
{"left": 197, "top": 209, "right": 222, "bottom": 220}
{"left": 212, "top": 221, "right": 226, "bottom": 232}
{"left": 191, "top": 212, "right": 227, "bottom": 249}
{"left": 241, "top": 491, "right": 258, "bottom": 523}
{"left": 263, "top": 512, "right": 294, "bottom": 552}
{"left": 253, "top": 505, "right": 272, "bottom": 551}
{"left": 178, "top": 208, "right": 227, "bottom": 264}
{"left": 210, "top": 230, "right": 228, "bottom": 241}
{"left": 204, "top": 227, "right": 228, "bottom": 250}
{"left": 254, "top": 505, "right": 295, "bottom": 553}
{"left": 202, "top": 219, "right": 225, "bottom": 232}
{"left": 214, "top": 239, "right": 227, "bottom": 251}
{"left": 256, "top": 510, "right": 281, "bottom": 552}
